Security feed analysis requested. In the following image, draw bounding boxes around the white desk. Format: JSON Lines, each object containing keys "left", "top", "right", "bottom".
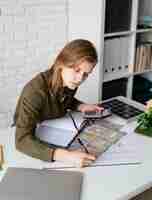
{"left": 0, "top": 97, "right": 152, "bottom": 200}
{"left": 81, "top": 158, "right": 152, "bottom": 200}
{"left": 1, "top": 125, "right": 152, "bottom": 200}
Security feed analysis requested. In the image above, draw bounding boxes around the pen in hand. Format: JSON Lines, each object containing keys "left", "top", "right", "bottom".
{"left": 67, "top": 109, "right": 90, "bottom": 154}
{"left": 66, "top": 109, "right": 79, "bottom": 130}
{"left": 77, "top": 138, "right": 89, "bottom": 154}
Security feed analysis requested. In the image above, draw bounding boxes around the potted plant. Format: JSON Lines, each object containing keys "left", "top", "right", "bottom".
{"left": 135, "top": 107, "right": 152, "bottom": 137}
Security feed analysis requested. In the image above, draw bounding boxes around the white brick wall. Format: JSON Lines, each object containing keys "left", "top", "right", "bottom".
{"left": 0, "top": 0, "right": 68, "bottom": 127}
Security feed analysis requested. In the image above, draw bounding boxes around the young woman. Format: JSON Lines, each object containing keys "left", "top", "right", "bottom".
{"left": 14, "top": 39, "right": 102, "bottom": 167}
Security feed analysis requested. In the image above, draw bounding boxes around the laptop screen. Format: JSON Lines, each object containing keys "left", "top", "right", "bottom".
{"left": 0, "top": 167, "right": 83, "bottom": 200}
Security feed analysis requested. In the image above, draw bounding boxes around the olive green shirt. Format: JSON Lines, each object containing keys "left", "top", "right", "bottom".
{"left": 13, "top": 69, "right": 82, "bottom": 162}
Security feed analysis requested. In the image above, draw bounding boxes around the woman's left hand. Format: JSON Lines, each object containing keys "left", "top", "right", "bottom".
{"left": 77, "top": 103, "right": 104, "bottom": 113}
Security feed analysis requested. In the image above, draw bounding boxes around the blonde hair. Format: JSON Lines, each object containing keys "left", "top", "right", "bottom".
{"left": 48, "top": 39, "right": 98, "bottom": 95}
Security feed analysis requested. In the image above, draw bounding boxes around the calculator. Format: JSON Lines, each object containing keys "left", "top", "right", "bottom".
{"left": 83, "top": 109, "right": 112, "bottom": 119}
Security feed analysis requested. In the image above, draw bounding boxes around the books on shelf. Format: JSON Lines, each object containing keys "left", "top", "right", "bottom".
{"left": 134, "top": 43, "right": 152, "bottom": 73}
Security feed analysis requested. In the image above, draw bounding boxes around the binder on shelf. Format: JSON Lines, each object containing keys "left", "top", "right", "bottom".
{"left": 104, "top": 39, "right": 115, "bottom": 76}
{"left": 112, "top": 38, "right": 121, "bottom": 70}
{"left": 123, "top": 37, "right": 132, "bottom": 68}
{"left": 116, "top": 37, "right": 130, "bottom": 74}
{"left": 104, "top": 38, "right": 123, "bottom": 76}
{"left": 120, "top": 37, "right": 129, "bottom": 72}
{"left": 103, "top": 39, "right": 112, "bottom": 74}
{"left": 103, "top": 36, "right": 133, "bottom": 81}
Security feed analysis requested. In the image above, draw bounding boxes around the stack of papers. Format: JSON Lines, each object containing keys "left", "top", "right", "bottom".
{"left": 35, "top": 112, "right": 84, "bottom": 147}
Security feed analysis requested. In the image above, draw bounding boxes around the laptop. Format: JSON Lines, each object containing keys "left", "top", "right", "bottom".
{"left": 0, "top": 167, "right": 83, "bottom": 200}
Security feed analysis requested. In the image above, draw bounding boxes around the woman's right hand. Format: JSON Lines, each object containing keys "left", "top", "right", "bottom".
{"left": 53, "top": 148, "right": 96, "bottom": 168}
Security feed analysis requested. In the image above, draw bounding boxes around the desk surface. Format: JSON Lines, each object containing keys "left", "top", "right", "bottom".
{"left": 81, "top": 161, "right": 152, "bottom": 200}
{"left": 0, "top": 97, "right": 152, "bottom": 200}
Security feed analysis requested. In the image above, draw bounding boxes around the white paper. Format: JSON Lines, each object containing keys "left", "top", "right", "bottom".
{"left": 40, "top": 112, "right": 84, "bottom": 131}
{"left": 36, "top": 125, "right": 77, "bottom": 147}
{"left": 42, "top": 122, "right": 144, "bottom": 169}
{"left": 93, "top": 134, "right": 142, "bottom": 166}
{"left": 35, "top": 112, "right": 84, "bottom": 147}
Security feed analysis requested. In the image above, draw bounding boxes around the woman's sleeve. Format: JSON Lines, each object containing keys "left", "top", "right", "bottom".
{"left": 70, "top": 97, "right": 84, "bottom": 111}
{"left": 15, "top": 92, "right": 54, "bottom": 162}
